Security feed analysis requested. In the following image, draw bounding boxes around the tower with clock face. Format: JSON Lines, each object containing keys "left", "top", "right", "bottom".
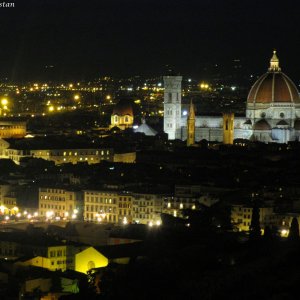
{"left": 163, "top": 75, "right": 182, "bottom": 140}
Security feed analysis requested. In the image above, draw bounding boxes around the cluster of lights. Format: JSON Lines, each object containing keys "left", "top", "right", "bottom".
{"left": 148, "top": 220, "right": 161, "bottom": 227}
{"left": 0, "top": 207, "right": 39, "bottom": 222}
{"left": 199, "top": 82, "right": 210, "bottom": 90}
{"left": 45, "top": 208, "right": 78, "bottom": 221}
{"left": 95, "top": 212, "right": 107, "bottom": 223}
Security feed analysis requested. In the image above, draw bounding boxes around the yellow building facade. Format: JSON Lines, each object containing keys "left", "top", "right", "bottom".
{"left": 84, "top": 190, "right": 120, "bottom": 223}
{"left": 16, "top": 245, "right": 68, "bottom": 271}
{"left": 75, "top": 247, "right": 108, "bottom": 274}
{"left": 39, "top": 187, "right": 83, "bottom": 220}
{"left": 223, "top": 113, "right": 234, "bottom": 144}
{"left": 1, "top": 147, "right": 113, "bottom": 165}
{"left": 187, "top": 101, "right": 195, "bottom": 146}
{"left": 132, "top": 193, "right": 163, "bottom": 225}
{"left": 110, "top": 99, "right": 134, "bottom": 130}
{"left": 0, "top": 121, "right": 26, "bottom": 138}
{"left": 231, "top": 205, "right": 274, "bottom": 232}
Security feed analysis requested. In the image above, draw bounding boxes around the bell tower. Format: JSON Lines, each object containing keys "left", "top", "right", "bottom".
{"left": 223, "top": 113, "right": 234, "bottom": 144}
{"left": 187, "top": 100, "right": 195, "bottom": 146}
{"left": 163, "top": 75, "right": 182, "bottom": 140}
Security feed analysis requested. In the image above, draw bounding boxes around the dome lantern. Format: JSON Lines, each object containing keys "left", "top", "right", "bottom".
{"left": 268, "top": 50, "right": 281, "bottom": 72}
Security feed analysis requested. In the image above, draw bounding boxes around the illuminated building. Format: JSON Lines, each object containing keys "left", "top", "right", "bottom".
{"left": 187, "top": 100, "right": 195, "bottom": 146}
{"left": 0, "top": 120, "right": 26, "bottom": 138}
{"left": 113, "top": 151, "right": 136, "bottom": 163}
{"left": 163, "top": 75, "right": 182, "bottom": 140}
{"left": 83, "top": 190, "right": 120, "bottom": 223}
{"left": 0, "top": 184, "right": 17, "bottom": 214}
{"left": 133, "top": 118, "right": 157, "bottom": 136}
{"left": 131, "top": 193, "right": 163, "bottom": 225}
{"left": 75, "top": 247, "right": 108, "bottom": 274}
{"left": 118, "top": 194, "right": 133, "bottom": 224}
{"left": 84, "top": 190, "right": 163, "bottom": 225}
{"left": 110, "top": 99, "right": 134, "bottom": 130}
{"left": 0, "top": 139, "right": 113, "bottom": 165}
{"left": 231, "top": 205, "right": 274, "bottom": 232}
{"left": 16, "top": 245, "right": 68, "bottom": 271}
{"left": 223, "top": 113, "right": 234, "bottom": 144}
{"left": 164, "top": 51, "right": 300, "bottom": 143}
{"left": 39, "top": 188, "right": 83, "bottom": 220}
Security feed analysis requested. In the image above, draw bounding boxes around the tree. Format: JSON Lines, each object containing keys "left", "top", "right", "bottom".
{"left": 288, "top": 217, "right": 299, "bottom": 241}
{"left": 249, "top": 201, "right": 261, "bottom": 240}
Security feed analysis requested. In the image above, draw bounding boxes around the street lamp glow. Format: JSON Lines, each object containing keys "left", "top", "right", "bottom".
{"left": 46, "top": 211, "right": 53, "bottom": 218}
{"left": 1, "top": 98, "right": 8, "bottom": 105}
{"left": 281, "top": 229, "right": 289, "bottom": 237}
{"left": 74, "top": 94, "right": 80, "bottom": 100}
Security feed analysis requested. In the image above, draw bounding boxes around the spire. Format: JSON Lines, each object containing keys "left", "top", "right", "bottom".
{"left": 188, "top": 100, "right": 195, "bottom": 119}
{"left": 268, "top": 50, "right": 281, "bottom": 72}
{"left": 187, "top": 100, "right": 195, "bottom": 146}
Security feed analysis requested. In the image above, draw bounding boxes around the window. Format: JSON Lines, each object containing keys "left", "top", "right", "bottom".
{"left": 168, "top": 93, "right": 172, "bottom": 103}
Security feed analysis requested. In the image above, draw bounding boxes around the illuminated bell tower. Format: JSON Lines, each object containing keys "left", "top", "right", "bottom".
{"left": 163, "top": 75, "right": 182, "bottom": 140}
{"left": 223, "top": 113, "right": 234, "bottom": 144}
{"left": 187, "top": 100, "right": 195, "bottom": 146}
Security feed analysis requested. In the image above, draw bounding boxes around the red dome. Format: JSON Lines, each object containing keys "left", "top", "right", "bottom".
{"left": 247, "top": 51, "right": 300, "bottom": 104}
{"left": 112, "top": 99, "right": 133, "bottom": 116}
{"left": 247, "top": 72, "right": 300, "bottom": 104}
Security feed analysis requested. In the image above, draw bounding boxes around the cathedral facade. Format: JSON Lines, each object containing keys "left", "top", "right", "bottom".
{"left": 163, "top": 51, "right": 300, "bottom": 144}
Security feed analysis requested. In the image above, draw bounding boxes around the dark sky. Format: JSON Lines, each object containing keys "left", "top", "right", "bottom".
{"left": 1, "top": 0, "right": 300, "bottom": 82}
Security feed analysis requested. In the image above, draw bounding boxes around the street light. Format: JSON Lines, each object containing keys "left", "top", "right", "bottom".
{"left": 1, "top": 98, "right": 8, "bottom": 106}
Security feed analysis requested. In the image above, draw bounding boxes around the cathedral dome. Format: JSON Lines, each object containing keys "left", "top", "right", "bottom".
{"left": 112, "top": 99, "right": 133, "bottom": 116}
{"left": 247, "top": 51, "right": 300, "bottom": 104}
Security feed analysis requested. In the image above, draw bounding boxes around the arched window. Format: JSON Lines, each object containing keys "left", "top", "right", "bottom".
{"left": 114, "top": 115, "right": 118, "bottom": 123}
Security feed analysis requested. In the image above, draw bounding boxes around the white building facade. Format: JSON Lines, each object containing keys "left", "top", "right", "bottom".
{"left": 164, "top": 51, "right": 300, "bottom": 144}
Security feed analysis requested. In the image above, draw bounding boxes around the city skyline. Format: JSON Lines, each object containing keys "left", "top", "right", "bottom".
{"left": 1, "top": 0, "right": 300, "bottom": 81}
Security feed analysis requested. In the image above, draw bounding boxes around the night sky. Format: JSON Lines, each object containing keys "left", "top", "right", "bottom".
{"left": 1, "top": 0, "right": 300, "bottom": 82}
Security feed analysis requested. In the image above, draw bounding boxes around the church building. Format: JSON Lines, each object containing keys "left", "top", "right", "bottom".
{"left": 163, "top": 51, "right": 300, "bottom": 144}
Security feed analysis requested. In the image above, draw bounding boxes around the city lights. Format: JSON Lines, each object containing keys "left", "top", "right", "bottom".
{"left": 200, "top": 82, "right": 209, "bottom": 90}
{"left": 1, "top": 98, "right": 8, "bottom": 105}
